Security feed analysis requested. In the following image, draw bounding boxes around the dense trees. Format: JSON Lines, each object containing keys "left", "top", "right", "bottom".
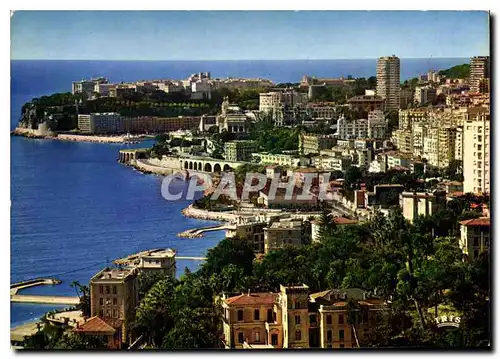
{"left": 438, "top": 64, "right": 470, "bottom": 79}
{"left": 22, "top": 318, "right": 107, "bottom": 350}
{"left": 249, "top": 120, "right": 300, "bottom": 154}
{"left": 131, "top": 201, "right": 489, "bottom": 349}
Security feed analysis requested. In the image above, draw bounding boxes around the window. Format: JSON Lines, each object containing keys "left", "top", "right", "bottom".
{"left": 339, "top": 329, "right": 345, "bottom": 341}
{"left": 112, "top": 285, "right": 117, "bottom": 295}
{"left": 237, "top": 310, "right": 243, "bottom": 321}
{"left": 99, "top": 298, "right": 103, "bottom": 305}
{"left": 267, "top": 309, "right": 273, "bottom": 323}
{"left": 327, "top": 330, "right": 332, "bottom": 342}
{"left": 340, "top": 344, "right": 345, "bottom": 348}
{"left": 105, "top": 298, "right": 111, "bottom": 305}
{"left": 474, "top": 237, "right": 479, "bottom": 247}
{"left": 99, "top": 285, "right": 103, "bottom": 294}
{"left": 295, "top": 330, "right": 301, "bottom": 341}
{"left": 238, "top": 332, "right": 244, "bottom": 344}
{"left": 99, "top": 309, "right": 104, "bottom": 317}
{"left": 309, "top": 314, "right": 316, "bottom": 324}
{"left": 327, "top": 315, "right": 332, "bottom": 325}
{"left": 474, "top": 250, "right": 479, "bottom": 259}
{"left": 254, "top": 309, "right": 260, "bottom": 321}
{"left": 339, "top": 314, "right": 344, "bottom": 324}
{"left": 105, "top": 286, "right": 110, "bottom": 294}
{"left": 255, "top": 332, "right": 260, "bottom": 342}
{"left": 113, "top": 309, "right": 118, "bottom": 318}
{"left": 113, "top": 298, "right": 118, "bottom": 305}
{"left": 105, "top": 309, "right": 111, "bottom": 317}
{"left": 271, "top": 334, "right": 278, "bottom": 346}
{"left": 295, "top": 315, "right": 301, "bottom": 325}
{"left": 295, "top": 301, "right": 301, "bottom": 309}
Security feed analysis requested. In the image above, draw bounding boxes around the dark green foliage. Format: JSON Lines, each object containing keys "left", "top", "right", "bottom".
{"left": 344, "top": 166, "right": 362, "bottom": 189}
{"left": 438, "top": 64, "right": 471, "bottom": 79}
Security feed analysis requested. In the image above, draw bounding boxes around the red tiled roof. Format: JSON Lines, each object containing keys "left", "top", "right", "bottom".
{"left": 74, "top": 316, "right": 122, "bottom": 334}
{"left": 332, "top": 302, "right": 348, "bottom": 307}
{"left": 459, "top": 217, "right": 490, "bottom": 227}
{"left": 334, "top": 217, "right": 358, "bottom": 225}
{"left": 225, "top": 293, "right": 277, "bottom": 306}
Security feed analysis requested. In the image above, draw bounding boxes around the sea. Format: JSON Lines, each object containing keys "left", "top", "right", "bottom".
{"left": 10, "top": 58, "right": 468, "bottom": 327}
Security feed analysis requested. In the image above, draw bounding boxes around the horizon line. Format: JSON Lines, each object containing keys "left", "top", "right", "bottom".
{"left": 10, "top": 57, "right": 474, "bottom": 62}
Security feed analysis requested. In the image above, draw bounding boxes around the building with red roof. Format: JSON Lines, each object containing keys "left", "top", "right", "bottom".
{"left": 459, "top": 217, "right": 490, "bottom": 260}
{"left": 221, "top": 284, "right": 388, "bottom": 349}
{"left": 74, "top": 316, "right": 123, "bottom": 349}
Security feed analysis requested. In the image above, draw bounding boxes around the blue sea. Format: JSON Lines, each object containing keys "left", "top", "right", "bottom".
{"left": 10, "top": 58, "right": 468, "bottom": 327}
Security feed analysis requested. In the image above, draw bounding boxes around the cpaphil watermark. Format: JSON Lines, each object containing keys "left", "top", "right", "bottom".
{"left": 161, "top": 171, "right": 335, "bottom": 202}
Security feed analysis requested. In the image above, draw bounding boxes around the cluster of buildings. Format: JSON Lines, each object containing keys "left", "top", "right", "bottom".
{"left": 72, "top": 72, "right": 274, "bottom": 101}
{"left": 391, "top": 104, "right": 490, "bottom": 194}
{"left": 222, "top": 285, "right": 387, "bottom": 349}
{"left": 74, "top": 249, "right": 176, "bottom": 349}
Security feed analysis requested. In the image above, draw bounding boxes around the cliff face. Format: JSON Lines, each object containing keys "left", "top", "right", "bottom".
{"left": 18, "top": 104, "right": 41, "bottom": 130}
{"left": 19, "top": 101, "right": 77, "bottom": 131}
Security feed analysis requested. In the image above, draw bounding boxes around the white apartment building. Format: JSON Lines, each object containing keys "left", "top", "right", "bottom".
{"left": 412, "top": 123, "right": 427, "bottom": 157}
{"left": 455, "top": 126, "right": 463, "bottom": 162}
{"left": 367, "top": 110, "right": 387, "bottom": 139}
{"left": 414, "top": 86, "right": 437, "bottom": 105}
{"left": 263, "top": 219, "right": 304, "bottom": 253}
{"left": 422, "top": 126, "right": 456, "bottom": 169}
{"left": 392, "top": 129, "right": 413, "bottom": 154}
{"left": 259, "top": 91, "right": 308, "bottom": 126}
{"left": 376, "top": 55, "right": 400, "bottom": 112}
{"left": 463, "top": 109, "right": 490, "bottom": 194}
{"left": 398, "top": 108, "right": 428, "bottom": 131}
{"left": 469, "top": 56, "right": 490, "bottom": 93}
{"left": 78, "top": 113, "right": 123, "bottom": 134}
{"left": 314, "top": 155, "right": 352, "bottom": 172}
{"left": 252, "top": 153, "right": 302, "bottom": 168}
{"left": 94, "top": 83, "right": 115, "bottom": 97}
{"left": 423, "top": 128, "right": 439, "bottom": 167}
{"left": 191, "top": 80, "right": 211, "bottom": 100}
{"left": 157, "top": 81, "right": 184, "bottom": 93}
{"left": 336, "top": 116, "right": 368, "bottom": 139}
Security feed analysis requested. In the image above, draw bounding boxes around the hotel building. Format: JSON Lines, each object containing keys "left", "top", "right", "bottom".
{"left": 463, "top": 107, "right": 490, "bottom": 194}
{"left": 376, "top": 55, "right": 400, "bottom": 112}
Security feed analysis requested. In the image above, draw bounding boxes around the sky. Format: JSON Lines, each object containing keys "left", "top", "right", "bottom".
{"left": 10, "top": 11, "right": 490, "bottom": 60}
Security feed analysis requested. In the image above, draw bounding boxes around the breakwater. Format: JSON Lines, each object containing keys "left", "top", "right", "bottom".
{"left": 177, "top": 224, "right": 232, "bottom": 238}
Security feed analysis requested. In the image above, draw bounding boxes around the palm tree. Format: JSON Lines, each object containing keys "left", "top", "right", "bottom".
{"left": 70, "top": 281, "right": 82, "bottom": 300}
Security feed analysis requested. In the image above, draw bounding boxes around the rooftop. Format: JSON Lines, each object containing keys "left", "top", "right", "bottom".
{"left": 268, "top": 219, "right": 303, "bottom": 230}
{"left": 334, "top": 217, "right": 358, "bottom": 225}
{"left": 74, "top": 316, "right": 122, "bottom": 334}
{"left": 91, "top": 267, "right": 136, "bottom": 282}
{"left": 225, "top": 292, "right": 277, "bottom": 306}
{"left": 140, "top": 248, "right": 176, "bottom": 259}
{"left": 459, "top": 217, "right": 490, "bottom": 227}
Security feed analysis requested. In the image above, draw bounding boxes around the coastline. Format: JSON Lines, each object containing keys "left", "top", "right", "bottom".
{"left": 11, "top": 127, "right": 143, "bottom": 144}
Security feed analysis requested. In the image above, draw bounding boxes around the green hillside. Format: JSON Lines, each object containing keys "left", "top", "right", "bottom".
{"left": 438, "top": 64, "right": 470, "bottom": 79}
